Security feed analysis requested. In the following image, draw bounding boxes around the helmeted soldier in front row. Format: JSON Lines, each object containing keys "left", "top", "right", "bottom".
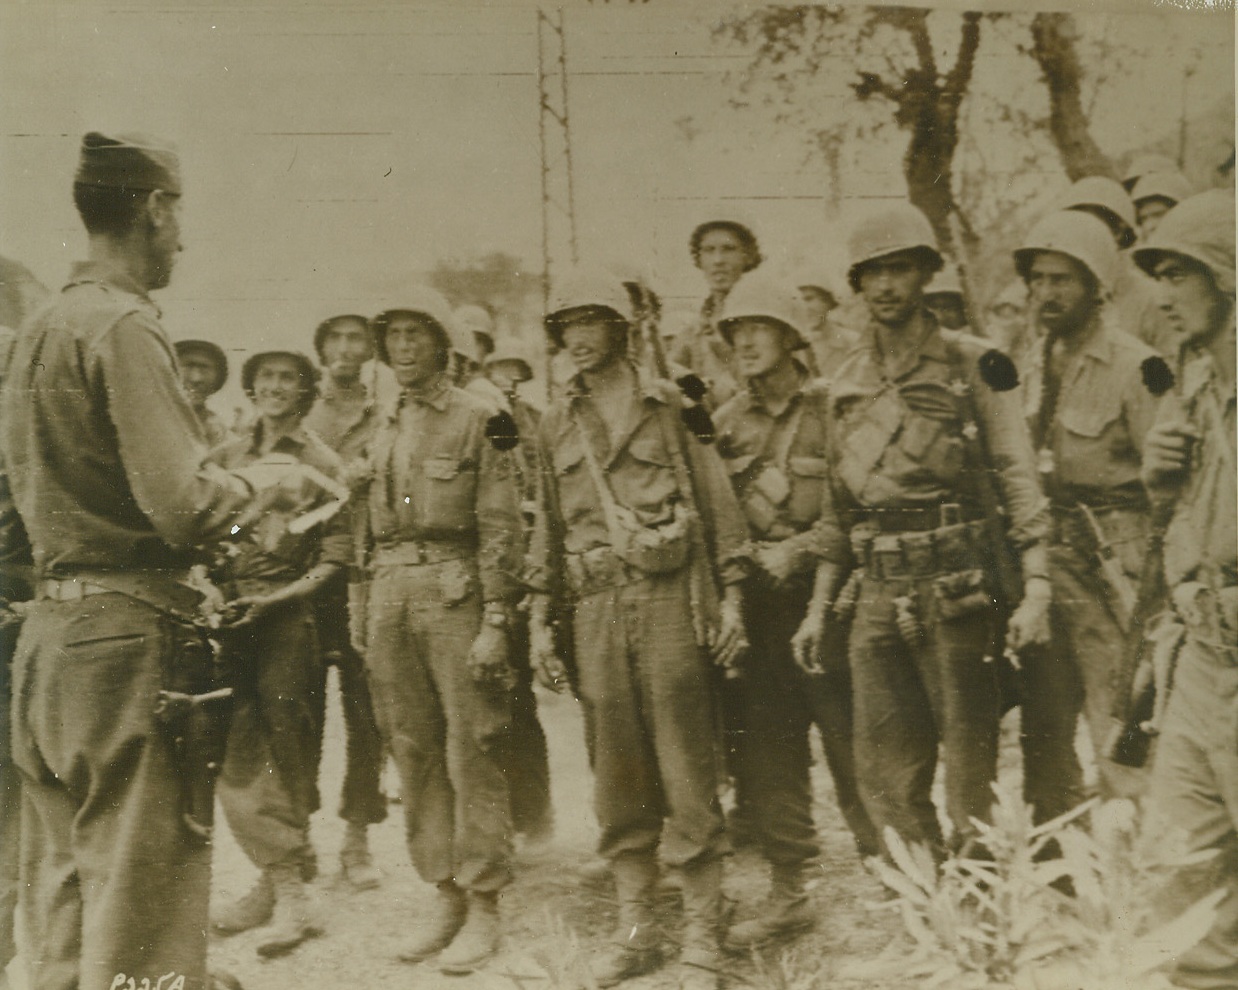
{"left": 1011, "top": 210, "right": 1162, "bottom": 820}
{"left": 208, "top": 350, "right": 351, "bottom": 957}
{"left": 811, "top": 203, "right": 1051, "bottom": 859}
{"left": 1134, "top": 190, "right": 1237, "bottom": 990}
{"left": 355, "top": 287, "right": 522, "bottom": 975}
{"left": 528, "top": 270, "right": 749, "bottom": 990}
{"left": 711, "top": 277, "right": 878, "bottom": 952}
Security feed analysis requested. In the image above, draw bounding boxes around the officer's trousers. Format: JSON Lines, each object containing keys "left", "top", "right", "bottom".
{"left": 1148, "top": 633, "right": 1238, "bottom": 990}
{"left": 731, "top": 578, "right": 878, "bottom": 864}
{"left": 1020, "top": 543, "right": 1145, "bottom": 825}
{"left": 311, "top": 572, "right": 387, "bottom": 827}
{"left": 12, "top": 594, "right": 212, "bottom": 990}
{"left": 1, "top": 614, "right": 23, "bottom": 975}
{"left": 573, "top": 570, "right": 726, "bottom": 866}
{"left": 850, "top": 574, "right": 999, "bottom": 857}
{"left": 365, "top": 561, "right": 512, "bottom": 892}
{"left": 218, "top": 597, "right": 323, "bottom": 872}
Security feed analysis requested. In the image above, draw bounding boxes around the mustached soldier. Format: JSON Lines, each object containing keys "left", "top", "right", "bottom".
{"left": 528, "top": 269, "right": 749, "bottom": 990}
{"left": 813, "top": 203, "right": 1051, "bottom": 859}
{"left": 358, "top": 288, "right": 522, "bottom": 975}
{"left": 1134, "top": 190, "right": 1237, "bottom": 990}
{"left": 2, "top": 131, "right": 271, "bottom": 990}
{"left": 711, "top": 277, "right": 878, "bottom": 951}
{"left": 1012, "top": 211, "right": 1162, "bottom": 818}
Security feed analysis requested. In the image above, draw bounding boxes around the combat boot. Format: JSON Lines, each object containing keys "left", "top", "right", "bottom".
{"left": 211, "top": 872, "right": 274, "bottom": 936}
{"left": 438, "top": 890, "right": 501, "bottom": 975}
{"left": 724, "top": 861, "right": 813, "bottom": 951}
{"left": 255, "top": 862, "right": 322, "bottom": 958}
{"left": 339, "top": 821, "right": 380, "bottom": 891}
{"left": 590, "top": 852, "right": 663, "bottom": 987}
{"left": 677, "top": 857, "right": 726, "bottom": 990}
{"left": 396, "top": 880, "right": 467, "bottom": 963}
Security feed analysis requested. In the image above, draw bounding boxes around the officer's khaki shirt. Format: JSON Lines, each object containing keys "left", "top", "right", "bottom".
{"left": 1038, "top": 317, "right": 1161, "bottom": 507}
{"left": 530, "top": 365, "right": 749, "bottom": 589}
{"left": 824, "top": 310, "right": 1048, "bottom": 551}
{"left": 714, "top": 372, "right": 847, "bottom": 571}
{"left": 1, "top": 261, "right": 251, "bottom": 575}
{"left": 209, "top": 422, "right": 352, "bottom": 582}
{"left": 363, "top": 377, "right": 521, "bottom": 604}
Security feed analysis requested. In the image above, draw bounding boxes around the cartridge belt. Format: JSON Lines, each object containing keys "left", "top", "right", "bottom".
{"left": 857, "top": 519, "right": 990, "bottom": 582}
{"left": 371, "top": 540, "right": 474, "bottom": 568}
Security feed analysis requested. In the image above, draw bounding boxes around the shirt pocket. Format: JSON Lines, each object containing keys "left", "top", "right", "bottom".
{"left": 621, "top": 433, "right": 679, "bottom": 514}
{"left": 1059, "top": 391, "right": 1122, "bottom": 439}
{"left": 416, "top": 453, "right": 478, "bottom": 532}
{"left": 552, "top": 442, "right": 593, "bottom": 528}
{"left": 1055, "top": 390, "right": 1125, "bottom": 486}
{"left": 898, "top": 414, "right": 965, "bottom": 484}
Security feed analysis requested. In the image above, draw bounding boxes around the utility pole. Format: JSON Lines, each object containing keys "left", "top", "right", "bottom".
{"left": 536, "top": 7, "right": 580, "bottom": 393}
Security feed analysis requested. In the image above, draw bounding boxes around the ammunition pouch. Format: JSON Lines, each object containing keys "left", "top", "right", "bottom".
{"left": 857, "top": 519, "right": 990, "bottom": 583}
{"left": 611, "top": 503, "right": 692, "bottom": 576}
{"left": 565, "top": 546, "right": 638, "bottom": 598}
{"left": 932, "top": 568, "right": 993, "bottom": 621}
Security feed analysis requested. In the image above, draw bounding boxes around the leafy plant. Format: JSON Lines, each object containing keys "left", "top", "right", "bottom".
{"left": 843, "top": 781, "right": 1224, "bottom": 990}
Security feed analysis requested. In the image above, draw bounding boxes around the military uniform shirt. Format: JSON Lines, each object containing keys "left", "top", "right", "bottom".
{"left": 303, "top": 379, "right": 377, "bottom": 465}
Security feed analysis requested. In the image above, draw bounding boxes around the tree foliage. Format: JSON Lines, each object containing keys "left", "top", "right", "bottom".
{"left": 425, "top": 251, "right": 541, "bottom": 332}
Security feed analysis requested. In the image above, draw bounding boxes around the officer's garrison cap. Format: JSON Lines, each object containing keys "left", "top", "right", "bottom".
{"left": 75, "top": 131, "right": 182, "bottom": 195}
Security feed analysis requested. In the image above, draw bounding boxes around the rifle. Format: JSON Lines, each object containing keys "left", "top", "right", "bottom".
{"left": 1076, "top": 502, "right": 1138, "bottom": 632}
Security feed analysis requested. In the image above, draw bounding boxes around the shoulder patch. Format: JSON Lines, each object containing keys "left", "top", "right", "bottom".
{"left": 681, "top": 404, "right": 715, "bottom": 445}
{"left": 977, "top": 349, "right": 1019, "bottom": 392}
{"left": 485, "top": 409, "right": 520, "bottom": 451}
{"left": 1140, "top": 355, "right": 1175, "bottom": 397}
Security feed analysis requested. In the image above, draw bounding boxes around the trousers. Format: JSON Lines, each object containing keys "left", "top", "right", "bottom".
{"left": 731, "top": 578, "right": 879, "bottom": 864}
{"left": 365, "top": 560, "right": 512, "bottom": 892}
{"left": 311, "top": 573, "right": 387, "bottom": 826}
{"left": 217, "top": 597, "right": 323, "bottom": 870}
{"left": 496, "top": 611, "right": 553, "bottom": 838}
{"left": 573, "top": 570, "right": 726, "bottom": 866}
{"left": 850, "top": 573, "right": 999, "bottom": 857}
{"left": 11, "top": 594, "right": 212, "bottom": 990}
{"left": 1, "top": 614, "right": 23, "bottom": 974}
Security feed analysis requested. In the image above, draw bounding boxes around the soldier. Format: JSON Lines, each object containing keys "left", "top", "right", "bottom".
{"left": 528, "top": 269, "right": 749, "bottom": 990}
{"left": 301, "top": 313, "right": 388, "bottom": 890}
{"left": 1011, "top": 210, "right": 1161, "bottom": 819}
{"left": 1130, "top": 171, "right": 1194, "bottom": 241}
{"left": 810, "top": 202, "right": 1051, "bottom": 858}
{"left": 357, "top": 288, "right": 521, "bottom": 974}
{"left": 481, "top": 341, "right": 555, "bottom": 844}
{"left": 1, "top": 131, "right": 271, "bottom": 990}
{"left": 711, "top": 277, "right": 878, "bottom": 952}
{"left": 668, "top": 213, "right": 763, "bottom": 408}
{"left": 923, "top": 266, "right": 969, "bottom": 332}
{"left": 794, "top": 270, "right": 858, "bottom": 380}
{"left": 1121, "top": 152, "right": 1179, "bottom": 194}
{"left": 1133, "top": 189, "right": 1237, "bottom": 990}
{"left": 175, "top": 338, "right": 232, "bottom": 446}
{"left": 208, "top": 350, "right": 353, "bottom": 957}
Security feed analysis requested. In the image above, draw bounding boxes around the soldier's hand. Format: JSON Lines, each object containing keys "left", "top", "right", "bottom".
{"left": 467, "top": 624, "right": 515, "bottom": 692}
{"left": 791, "top": 610, "right": 828, "bottom": 676}
{"left": 219, "top": 594, "right": 276, "bottom": 629}
{"left": 529, "top": 611, "right": 568, "bottom": 693}
{"left": 1142, "top": 420, "right": 1196, "bottom": 492}
{"left": 1005, "top": 577, "right": 1052, "bottom": 653}
{"left": 709, "top": 592, "right": 748, "bottom": 673}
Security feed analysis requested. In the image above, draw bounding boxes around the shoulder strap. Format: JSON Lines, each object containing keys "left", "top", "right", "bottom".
{"left": 570, "top": 406, "right": 632, "bottom": 552}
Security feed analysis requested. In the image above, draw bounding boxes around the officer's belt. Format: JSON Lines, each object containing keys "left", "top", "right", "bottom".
{"left": 855, "top": 505, "right": 978, "bottom": 533}
{"left": 38, "top": 570, "right": 203, "bottom": 623}
{"left": 857, "top": 519, "right": 989, "bottom": 581}
{"left": 1049, "top": 503, "right": 1146, "bottom": 549}
{"left": 371, "top": 540, "right": 474, "bottom": 568}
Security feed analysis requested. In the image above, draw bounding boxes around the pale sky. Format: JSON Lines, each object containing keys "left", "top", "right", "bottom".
{"left": 1, "top": 0, "right": 1232, "bottom": 375}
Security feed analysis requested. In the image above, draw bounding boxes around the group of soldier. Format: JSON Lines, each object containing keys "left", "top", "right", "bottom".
{"left": 0, "top": 130, "right": 1233, "bottom": 990}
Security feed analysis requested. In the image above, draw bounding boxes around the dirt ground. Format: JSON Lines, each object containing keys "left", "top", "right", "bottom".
{"left": 207, "top": 670, "right": 925, "bottom": 990}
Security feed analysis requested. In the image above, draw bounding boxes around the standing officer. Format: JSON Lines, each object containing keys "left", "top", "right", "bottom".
{"left": 712, "top": 277, "right": 878, "bottom": 952}
{"left": 302, "top": 313, "right": 388, "bottom": 889}
{"left": 528, "top": 270, "right": 749, "bottom": 990}
{"left": 669, "top": 213, "right": 764, "bottom": 408}
{"left": 812, "top": 203, "right": 1051, "bottom": 859}
{"left": 208, "top": 350, "right": 353, "bottom": 957}
{"left": 1, "top": 131, "right": 270, "bottom": 990}
{"left": 175, "top": 338, "right": 232, "bottom": 446}
{"left": 1012, "top": 210, "right": 1161, "bottom": 819}
{"left": 1134, "top": 190, "right": 1237, "bottom": 990}
{"left": 357, "top": 288, "right": 521, "bottom": 975}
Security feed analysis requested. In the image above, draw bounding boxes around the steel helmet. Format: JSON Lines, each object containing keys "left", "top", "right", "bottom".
{"left": 793, "top": 266, "right": 843, "bottom": 305}
{"left": 1130, "top": 171, "right": 1194, "bottom": 208}
{"left": 1013, "top": 210, "right": 1120, "bottom": 297}
{"left": 1055, "top": 176, "right": 1137, "bottom": 250}
{"left": 924, "top": 265, "right": 964, "bottom": 299}
{"left": 846, "top": 202, "right": 943, "bottom": 292}
{"left": 716, "top": 276, "right": 808, "bottom": 350}
{"left": 454, "top": 304, "right": 496, "bottom": 359}
{"left": 372, "top": 286, "right": 458, "bottom": 366}
{"left": 240, "top": 349, "right": 321, "bottom": 413}
{"left": 483, "top": 339, "right": 535, "bottom": 383}
{"left": 1133, "top": 189, "right": 1236, "bottom": 295}
{"left": 544, "top": 267, "right": 633, "bottom": 349}
{"left": 173, "top": 339, "right": 229, "bottom": 394}
{"left": 1122, "top": 152, "right": 1178, "bottom": 192}
{"left": 689, "top": 206, "right": 763, "bottom": 272}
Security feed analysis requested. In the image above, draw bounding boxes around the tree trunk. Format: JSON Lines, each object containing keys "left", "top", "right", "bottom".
{"left": 1030, "top": 12, "right": 1115, "bottom": 180}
